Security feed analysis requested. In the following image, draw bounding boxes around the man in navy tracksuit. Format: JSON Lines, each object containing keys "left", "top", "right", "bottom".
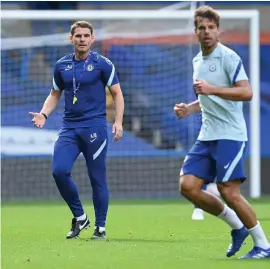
{"left": 30, "top": 21, "right": 124, "bottom": 240}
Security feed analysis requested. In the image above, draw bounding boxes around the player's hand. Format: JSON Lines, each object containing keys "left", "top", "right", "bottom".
{"left": 174, "top": 103, "right": 189, "bottom": 119}
{"left": 112, "top": 122, "right": 123, "bottom": 142}
{"left": 194, "top": 79, "right": 215, "bottom": 95}
{"left": 29, "top": 112, "right": 46, "bottom": 129}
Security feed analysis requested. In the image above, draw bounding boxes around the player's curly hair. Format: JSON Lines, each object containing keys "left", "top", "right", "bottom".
{"left": 194, "top": 6, "right": 220, "bottom": 28}
{"left": 70, "top": 21, "right": 94, "bottom": 35}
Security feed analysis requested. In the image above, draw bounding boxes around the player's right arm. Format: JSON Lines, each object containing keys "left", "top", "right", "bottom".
{"left": 175, "top": 55, "right": 202, "bottom": 119}
{"left": 174, "top": 100, "right": 201, "bottom": 119}
{"left": 29, "top": 62, "right": 63, "bottom": 128}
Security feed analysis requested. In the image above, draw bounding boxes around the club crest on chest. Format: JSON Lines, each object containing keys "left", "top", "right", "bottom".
{"left": 209, "top": 64, "right": 216, "bottom": 72}
{"left": 87, "top": 64, "right": 94, "bottom": 71}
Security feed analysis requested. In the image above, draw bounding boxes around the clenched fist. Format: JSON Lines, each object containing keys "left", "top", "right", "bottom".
{"left": 194, "top": 79, "right": 215, "bottom": 95}
{"left": 174, "top": 103, "right": 189, "bottom": 119}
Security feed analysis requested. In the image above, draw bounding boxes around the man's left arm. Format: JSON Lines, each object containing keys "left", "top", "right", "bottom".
{"left": 194, "top": 53, "right": 253, "bottom": 101}
{"left": 109, "top": 83, "right": 124, "bottom": 127}
{"left": 194, "top": 79, "right": 253, "bottom": 101}
{"left": 101, "top": 56, "right": 124, "bottom": 141}
{"left": 210, "top": 80, "right": 253, "bottom": 101}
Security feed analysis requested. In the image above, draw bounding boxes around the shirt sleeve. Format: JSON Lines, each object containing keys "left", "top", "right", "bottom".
{"left": 100, "top": 56, "right": 119, "bottom": 87}
{"left": 52, "top": 62, "right": 64, "bottom": 91}
{"left": 224, "top": 53, "right": 248, "bottom": 85}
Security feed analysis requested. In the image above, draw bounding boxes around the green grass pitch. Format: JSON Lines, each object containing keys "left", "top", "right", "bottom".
{"left": 2, "top": 199, "right": 270, "bottom": 269}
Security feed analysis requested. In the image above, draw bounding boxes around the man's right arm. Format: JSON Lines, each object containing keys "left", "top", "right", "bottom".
{"left": 174, "top": 100, "right": 201, "bottom": 119}
{"left": 29, "top": 89, "right": 62, "bottom": 128}
{"left": 40, "top": 89, "right": 62, "bottom": 117}
{"left": 41, "top": 61, "right": 64, "bottom": 117}
{"left": 29, "top": 62, "right": 63, "bottom": 128}
{"left": 187, "top": 100, "right": 201, "bottom": 114}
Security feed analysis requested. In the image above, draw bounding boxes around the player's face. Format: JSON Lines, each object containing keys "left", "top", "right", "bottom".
{"left": 195, "top": 17, "right": 219, "bottom": 49}
{"left": 70, "top": 27, "right": 94, "bottom": 54}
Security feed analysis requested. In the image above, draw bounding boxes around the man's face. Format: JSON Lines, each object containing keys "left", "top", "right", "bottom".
{"left": 195, "top": 17, "right": 220, "bottom": 49}
{"left": 70, "top": 27, "right": 94, "bottom": 54}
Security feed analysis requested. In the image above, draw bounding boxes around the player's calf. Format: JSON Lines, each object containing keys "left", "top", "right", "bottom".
{"left": 191, "top": 183, "right": 220, "bottom": 221}
{"left": 66, "top": 215, "right": 90, "bottom": 239}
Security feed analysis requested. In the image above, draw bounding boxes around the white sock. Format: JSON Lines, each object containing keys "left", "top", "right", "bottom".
{"left": 76, "top": 213, "right": 86, "bottom": 221}
{"left": 206, "top": 183, "right": 220, "bottom": 198}
{"left": 95, "top": 226, "right": 105, "bottom": 232}
{"left": 248, "top": 222, "right": 270, "bottom": 249}
{"left": 218, "top": 204, "right": 243, "bottom": 230}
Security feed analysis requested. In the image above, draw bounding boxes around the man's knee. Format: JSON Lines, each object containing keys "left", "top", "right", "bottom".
{"left": 52, "top": 166, "right": 70, "bottom": 181}
{"left": 179, "top": 175, "right": 202, "bottom": 198}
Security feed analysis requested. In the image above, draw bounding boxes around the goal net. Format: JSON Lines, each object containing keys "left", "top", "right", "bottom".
{"left": 1, "top": 9, "right": 260, "bottom": 201}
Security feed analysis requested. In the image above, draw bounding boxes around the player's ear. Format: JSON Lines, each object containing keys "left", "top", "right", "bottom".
{"left": 91, "top": 34, "right": 95, "bottom": 44}
{"left": 194, "top": 28, "right": 198, "bottom": 36}
{"left": 69, "top": 35, "right": 73, "bottom": 44}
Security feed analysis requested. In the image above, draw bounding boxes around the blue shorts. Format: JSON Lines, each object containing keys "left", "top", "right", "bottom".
{"left": 180, "top": 140, "right": 247, "bottom": 183}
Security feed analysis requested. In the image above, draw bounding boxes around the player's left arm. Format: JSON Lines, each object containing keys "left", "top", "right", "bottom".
{"left": 194, "top": 53, "right": 253, "bottom": 101}
{"left": 101, "top": 56, "right": 124, "bottom": 141}
{"left": 209, "top": 80, "right": 252, "bottom": 101}
{"left": 109, "top": 84, "right": 124, "bottom": 141}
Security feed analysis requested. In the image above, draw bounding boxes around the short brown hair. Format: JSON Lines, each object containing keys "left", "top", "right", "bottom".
{"left": 194, "top": 6, "right": 220, "bottom": 28}
{"left": 70, "top": 21, "right": 93, "bottom": 35}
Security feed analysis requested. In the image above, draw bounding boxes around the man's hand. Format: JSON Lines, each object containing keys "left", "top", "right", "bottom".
{"left": 194, "top": 79, "right": 216, "bottom": 95}
{"left": 174, "top": 103, "right": 189, "bottom": 119}
{"left": 112, "top": 122, "right": 123, "bottom": 142}
{"left": 29, "top": 112, "right": 46, "bottom": 128}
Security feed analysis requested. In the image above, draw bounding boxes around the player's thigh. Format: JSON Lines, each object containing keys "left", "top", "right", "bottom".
{"left": 217, "top": 180, "right": 242, "bottom": 202}
{"left": 52, "top": 128, "right": 81, "bottom": 173}
{"left": 79, "top": 126, "right": 108, "bottom": 174}
{"left": 215, "top": 140, "right": 246, "bottom": 183}
{"left": 180, "top": 140, "right": 216, "bottom": 184}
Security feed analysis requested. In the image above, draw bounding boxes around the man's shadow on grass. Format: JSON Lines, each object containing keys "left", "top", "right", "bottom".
{"left": 78, "top": 237, "right": 223, "bottom": 244}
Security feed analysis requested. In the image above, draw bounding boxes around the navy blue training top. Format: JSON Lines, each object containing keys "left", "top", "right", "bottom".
{"left": 52, "top": 51, "right": 119, "bottom": 128}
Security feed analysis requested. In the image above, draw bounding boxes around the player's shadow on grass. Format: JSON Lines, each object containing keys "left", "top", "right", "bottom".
{"left": 258, "top": 217, "right": 270, "bottom": 221}
{"left": 107, "top": 238, "right": 186, "bottom": 244}
{"left": 78, "top": 237, "right": 185, "bottom": 243}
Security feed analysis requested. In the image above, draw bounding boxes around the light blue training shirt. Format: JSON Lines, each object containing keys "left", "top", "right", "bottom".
{"left": 192, "top": 42, "right": 249, "bottom": 141}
